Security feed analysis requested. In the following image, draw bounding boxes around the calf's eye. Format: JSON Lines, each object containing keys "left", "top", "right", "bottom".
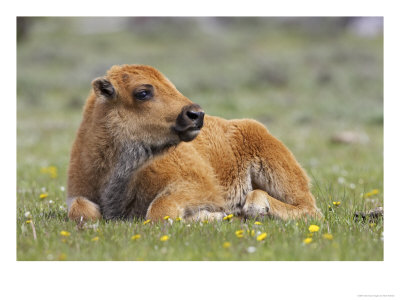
{"left": 134, "top": 90, "right": 152, "bottom": 101}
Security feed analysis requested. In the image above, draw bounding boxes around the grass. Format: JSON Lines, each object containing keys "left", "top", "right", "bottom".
{"left": 17, "top": 17, "right": 383, "bottom": 260}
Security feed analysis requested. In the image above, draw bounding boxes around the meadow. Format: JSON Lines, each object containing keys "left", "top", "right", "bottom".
{"left": 17, "top": 17, "right": 383, "bottom": 260}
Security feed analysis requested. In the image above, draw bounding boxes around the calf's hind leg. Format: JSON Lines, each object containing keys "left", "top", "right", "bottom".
{"left": 241, "top": 121, "right": 322, "bottom": 220}
{"left": 242, "top": 190, "right": 270, "bottom": 219}
{"left": 146, "top": 191, "right": 225, "bottom": 222}
{"left": 243, "top": 189, "right": 321, "bottom": 220}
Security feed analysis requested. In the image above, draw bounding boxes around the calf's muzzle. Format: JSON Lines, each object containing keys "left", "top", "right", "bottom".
{"left": 173, "top": 104, "right": 205, "bottom": 142}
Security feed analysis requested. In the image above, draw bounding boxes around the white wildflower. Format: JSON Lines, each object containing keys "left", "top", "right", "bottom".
{"left": 247, "top": 246, "right": 257, "bottom": 254}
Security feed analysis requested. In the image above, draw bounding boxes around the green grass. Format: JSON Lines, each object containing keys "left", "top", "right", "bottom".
{"left": 17, "top": 17, "right": 383, "bottom": 260}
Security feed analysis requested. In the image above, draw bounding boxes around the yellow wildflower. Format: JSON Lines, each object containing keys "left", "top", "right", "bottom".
{"left": 323, "top": 233, "right": 333, "bottom": 240}
{"left": 60, "top": 231, "right": 71, "bottom": 237}
{"left": 223, "top": 214, "right": 233, "bottom": 220}
{"left": 175, "top": 217, "right": 182, "bottom": 222}
{"left": 143, "top": 219, "right": 151, "bottom": 225}
{"left": 256, "top": 232, "right": 268, "bottom": 241}
{"left": 254, "top": 221, "right": 262, "bottom": 225}
{"left": 235, "top": 230, "right": 244, "bottom": 238}
{"left": 131, "top": 234, "right": 141, "bottom": 240}
{"left": 163, "top": 216, "right": 170, "bottom": 220}
{"left": 91, "top": 236, "right": 99, "bottom": 242}
{"left": 202, "top": 219, "right": 208, "bottom": 224}
{"left": 26, "top": 220, "right": 32, "bottom": 224}
{"left": 48, "top": 166, "right": 58, "bottom": 178}
{"left": 332, "top": 201, "right": 341, "bottom": 207}
{"left": 39, "top": 193, "right": 48, "bottom": 199}
{"left": 308, "top": 225, "right": 320, "bottom": 233}
{"left": 41, "top": 166, "right": 58, "bottom": 178}
{"left": 365, "top": 189, "right": 379, "bottom": 198}
{"left": 160, "top": 235, "right": 169, "bottom": 242}
{"left": 369, "top": 223, "right": 376, "bottom": 228}
{"left": 303, "top": 238, "right": 313, "bottom": 244}
{"left": 58, "top": 253, "right": 67, "bottom": 260}
{"left": 223, "top": 242, "right": 231, "bottom": 248}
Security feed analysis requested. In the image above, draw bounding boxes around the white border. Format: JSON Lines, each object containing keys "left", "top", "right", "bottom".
{"left": 3, "top": 1, "right": 399, "bottom": 299}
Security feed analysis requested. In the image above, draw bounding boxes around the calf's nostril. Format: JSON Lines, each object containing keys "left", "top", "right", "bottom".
{"left": 186, "top": 110, "right": 200, "bottom": 121}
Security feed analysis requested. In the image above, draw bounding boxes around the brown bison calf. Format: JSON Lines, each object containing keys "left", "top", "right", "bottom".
{"left": 67, "top": 64, "right": 321, "bottom": 222}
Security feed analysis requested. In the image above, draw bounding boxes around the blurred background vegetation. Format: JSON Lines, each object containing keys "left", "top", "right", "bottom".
{"left": 17, "top": 18, "right": 383, "bottom": 260}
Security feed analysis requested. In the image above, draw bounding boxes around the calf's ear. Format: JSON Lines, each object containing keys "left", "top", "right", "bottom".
{"left": 92, "top": 77, "right": 115, "bottom": 100}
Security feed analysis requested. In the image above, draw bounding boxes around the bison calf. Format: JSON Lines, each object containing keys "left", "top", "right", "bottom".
{"left": 67, "top": 64, "right": 321, "bottom": 222}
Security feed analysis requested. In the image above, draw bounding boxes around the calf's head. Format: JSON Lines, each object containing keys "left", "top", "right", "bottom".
{"left": 91, "top": 64, "right": 204, "bottom": 151}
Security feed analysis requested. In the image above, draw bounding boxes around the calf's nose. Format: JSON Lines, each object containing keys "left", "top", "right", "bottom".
{"left": 176, "top": 104, "right": 205, "bottom": 130}
{"left": 186, "top": 110, "right": 205, "bottom": 126}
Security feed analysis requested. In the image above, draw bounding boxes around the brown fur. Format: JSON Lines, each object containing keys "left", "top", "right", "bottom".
{"left": 67, "top": 64, "right": 321, "bottom": 222}
{"left": 68, "top": 196, "right": 101, "bottom": 222}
